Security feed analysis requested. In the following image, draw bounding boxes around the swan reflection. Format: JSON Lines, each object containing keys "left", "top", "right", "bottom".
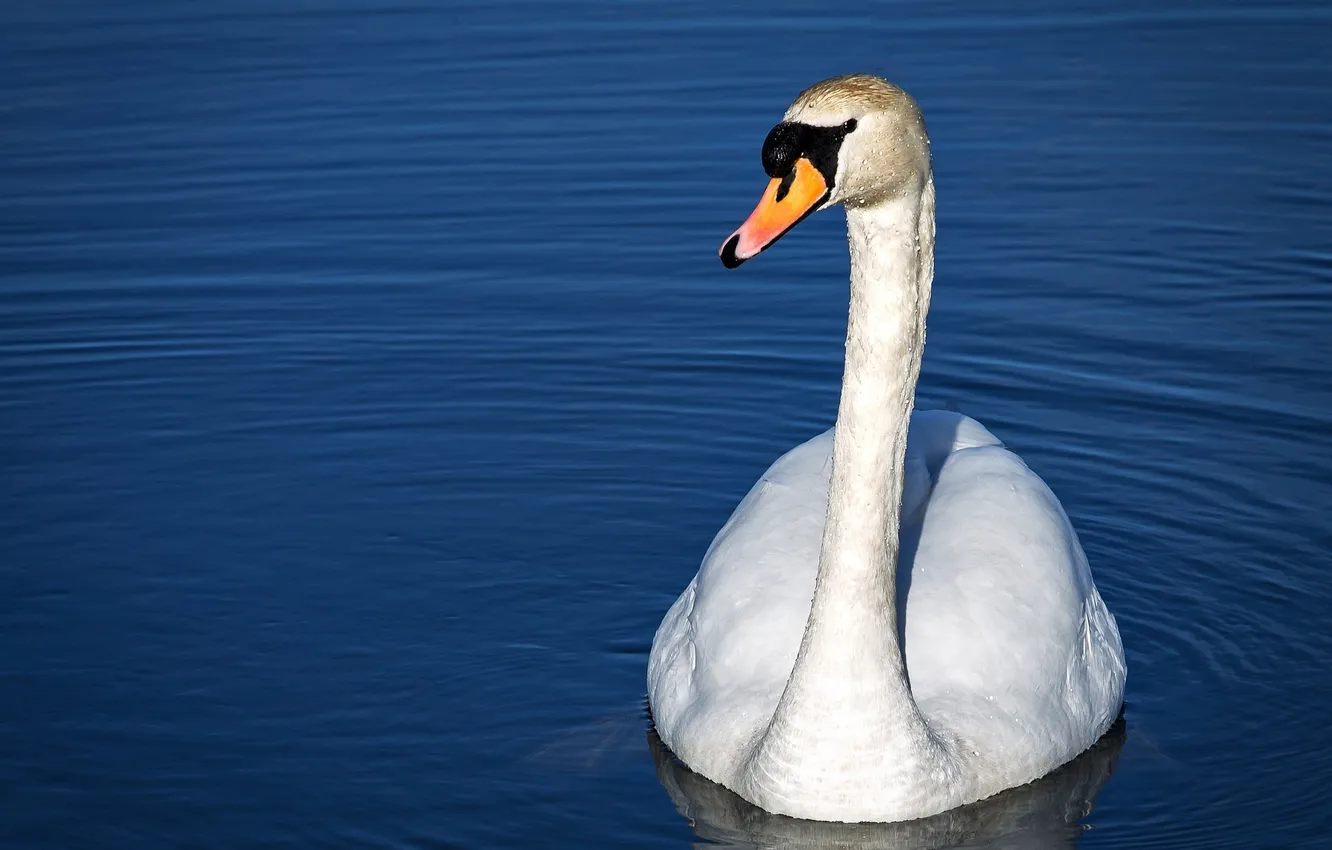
{"left": 649, "top": 718, "right": 1124, "bottom": 849}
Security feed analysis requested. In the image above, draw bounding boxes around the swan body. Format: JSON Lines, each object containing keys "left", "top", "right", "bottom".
{"left": 647, "top": 75, "right": 1125, "bottom": 823}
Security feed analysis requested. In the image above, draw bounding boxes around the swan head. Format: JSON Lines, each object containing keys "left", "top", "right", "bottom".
{"left": 720, "top": 74, "right": 931, "bottom": 268}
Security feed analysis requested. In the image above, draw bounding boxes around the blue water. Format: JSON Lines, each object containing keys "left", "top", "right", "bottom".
{"left": 4, "top": 1, "right": 1330, "bottom": 847}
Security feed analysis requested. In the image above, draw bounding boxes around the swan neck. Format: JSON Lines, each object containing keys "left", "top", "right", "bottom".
{"left": 743, "top": 178, "right": 943, "bottom": 816}
{"left": 798, "top": 181, "right": 935, "bottom": 699}
{"left": 820, "top": 182, "right": 935, "bottom": 611}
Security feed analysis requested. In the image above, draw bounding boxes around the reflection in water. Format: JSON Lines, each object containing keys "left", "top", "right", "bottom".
{"left": 649, "top": 719, "right": 1125, "bottom": 850}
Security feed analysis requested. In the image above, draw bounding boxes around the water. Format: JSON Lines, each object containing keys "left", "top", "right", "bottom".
{"left": 3, "top": 1, "right": 1330, "bottom": 847}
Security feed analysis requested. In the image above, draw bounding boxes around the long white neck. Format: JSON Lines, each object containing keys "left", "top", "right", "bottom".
{"left": 741, "top": 177, "right": 954, "bottom": 820}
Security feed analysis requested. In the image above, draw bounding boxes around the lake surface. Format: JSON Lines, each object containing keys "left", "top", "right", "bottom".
{"left": 4, "top": 1, "right": 1330, "bottom": 847}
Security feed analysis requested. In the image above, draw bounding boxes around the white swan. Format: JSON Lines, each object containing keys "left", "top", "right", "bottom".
{"left": 647, "top": 74, "right": 1126, "bottom": 824}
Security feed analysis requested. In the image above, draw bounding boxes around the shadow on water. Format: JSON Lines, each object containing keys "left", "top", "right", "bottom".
{"left": 527, "top": 708, "right": 654, "bottom": 771}
{"left": 648, "top": 717, "right": 1126, "bottom": 850}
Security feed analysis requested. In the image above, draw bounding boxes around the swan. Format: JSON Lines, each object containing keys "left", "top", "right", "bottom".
{"left": 646, "top": 74, "right": 1126, "bottom": 824}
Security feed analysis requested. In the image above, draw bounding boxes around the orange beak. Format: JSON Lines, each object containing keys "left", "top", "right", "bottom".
{"left": 719, "top": 157, "right": 829, "bottom": 268}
